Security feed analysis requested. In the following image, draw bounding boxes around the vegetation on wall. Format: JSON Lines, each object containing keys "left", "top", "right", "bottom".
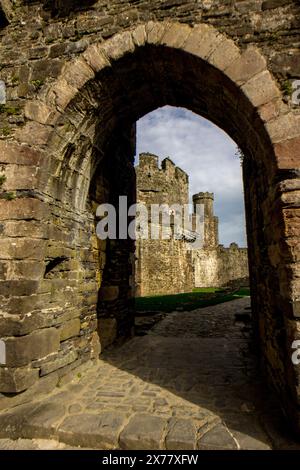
{"left": 0, "top": 173, "right": 15, "bottom": 200}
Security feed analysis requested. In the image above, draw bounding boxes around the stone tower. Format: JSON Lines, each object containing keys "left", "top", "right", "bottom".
{"left": 135, "top": 153, "right": 194, "bottom": 297}
{"left": 192, "top": 192, "right": 219, "bottom": 248}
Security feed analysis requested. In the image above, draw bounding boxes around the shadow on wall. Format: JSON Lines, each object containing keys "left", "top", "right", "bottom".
{"left": 42, "top": 0, "right": 98, "bottom": 17}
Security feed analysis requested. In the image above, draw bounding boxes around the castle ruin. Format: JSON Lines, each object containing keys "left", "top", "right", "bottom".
{"left": 135, "top": 153, "right": 249, "bottom": 297}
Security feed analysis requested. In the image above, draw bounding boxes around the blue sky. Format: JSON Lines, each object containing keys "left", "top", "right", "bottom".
{"left": 136, "top": 106, "right": 247, "bottom": 247}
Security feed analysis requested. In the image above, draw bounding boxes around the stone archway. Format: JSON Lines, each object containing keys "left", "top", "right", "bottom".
{"left": 0, "top": 21, "right": 299, "bottom": 433}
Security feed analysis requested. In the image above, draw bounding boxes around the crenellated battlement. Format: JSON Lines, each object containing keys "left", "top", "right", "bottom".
{"left": 136, "top": 153, "right": 189, "bottom": 207}
{"left": 193, "top": 192, "right": 214, "bottom": 202}
{"left": 138, "top": 152, "right": 159, "bottom": 168}
{"left": 137, "top": 153, "right": 188, "bottom": 184}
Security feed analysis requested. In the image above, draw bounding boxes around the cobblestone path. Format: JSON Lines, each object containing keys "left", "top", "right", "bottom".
{"left": 0, "top": 298, "right": 299, "bottom": 450}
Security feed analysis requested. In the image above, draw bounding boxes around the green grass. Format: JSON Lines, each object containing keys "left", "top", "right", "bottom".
{"left": 234, "top": 287, "right": 250, "bottom": 297}
{"left": 135, "top": 287, "right": 250, "bottom": 313}
{"left": 193, "top": 287, "right": 218, "bottom": 293}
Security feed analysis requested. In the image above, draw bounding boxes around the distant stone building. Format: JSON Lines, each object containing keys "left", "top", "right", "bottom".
{"left": 135, "top": 153, "right": 194, "bottom": 297}
{"left": 135, "top": 153, "right": 249, "bottom": 296}
{"left": 192, "top": 192, "right": 249, "bottom": 289}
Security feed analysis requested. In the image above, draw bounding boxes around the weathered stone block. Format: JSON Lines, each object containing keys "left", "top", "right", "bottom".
{"left": 274, "top": 137, "right": 300, "bottom": 169}
{"left": 59, "top": 318, "right": 81, "bottom": 342}
{"left": 59, "top": 411, "right": 127, "bottom": 449}
{"left": 0, "top": 401, "right": 65, "bottom": 440}
{"left": 241, "top": 70, "right": 280, "bottom": 107}
{"left": 46, "top": 245, "right": 74, "bottom": 260}
{"left": 183, "top": 23, "right": 223, "bottom": 60}
{"left": 0, "top": 372, "right": 59, "bottom": 411}
{"left": 90, "top": 331, "right": 101, "bottom": 358}
{"left": 99, "top": 286, "right": 119, "bottom": 301}
{"left": 281, "top": 190, "right": 300, "bottom": 207}
{"left": 4, "top": 292, "right": 51, "bottom": 316}
{"left": 0, "top": 280, "right": 39, "bottom": 297}
{"left": 24, "top": 101, "right": 59, "bottom": 125}
{"left": 0, "top": 366, "right": 39, "bottom": 393}
{"left": 166, "top": 419, "right": 197, "bottom": 450}
{"left": 262, "top": 0, "right": 290, "bottom": 10}
{"left": 39, "top": 279, "right": 78, "bottom": 297}
{"left": 0, "top": 198, "right": 49, "bottom": 221}
{"left": 76, "top": 15, "right": 113, "bottom": 34}
{"left": 0, "top": 239, "right": 46, "bottom": 260}
{"left": 83, "top": 292, "right": 98, "bottom": 306}
{"left": 5, "top": 328, "right": 60, "bottom": 367}
{"left": 266, "top": 114, "right": 300, "bottom": 144}
{"left": 97, "top": 318, "right": 117, "bottom": 350}
{"left": 0, "top": 261, "right": 8, "bottom": 279}
{"left": 145, "top": 21, "right": 169, "bottom": 45}
{"left": 50, "top": 308, "right": 81, "bottom": 327}
{"left": 119, "top": 413, "right": 167, "bottom": 450}
{"left": 83, "top": 44, "right": 111, "bottom": 72}
{"left": 0, "top": 141, "right": 42, "bottom": 165}
{"left": 0, "top": 311, "right": 52, "bottom": 336}
{"left": 209, "top": 38, "right": 240, "bottom": 71}
{"left": 131, "top": 24, "right": 147, "bottom": 48}
{"left": 225, "top": 46, "right": 267, "bottom": 85}
{"left": 197, "top": 424, "right": 237, "bottom": 449}
{"left": 43, "top": 23, "right": 63, "bottom": 41}
{"left": 0, "top": 0, "right": 14, "bottom": 22}
{"left": 101, "top": 31, "right": 135, "bottom": 61}
{"left": 2, "top": 164, "right": 38, "bottom": 191}
{"left": 31, "top": 59, "right": 64, "bottom": 81}
{"left": 28, "top": 46, "right": 48, "bottom": 60}
{"left": 46, "top": 77, "right": 78, "bottom": 110}
{"left": 3, "top": 220, "right": 48, "bottom": 239}
{"left": 161, "top": 23, "right": 191, "bottom": 49}
{"left": 39, "top": 349, "right": 78, "bottom": 376}
{"left": 15, "top": 122, "right": 52, "bottom": 146}
{"left": 258, "top": 99, "right": 284, "bottom": 123}
{"left": 5, "top": 260, "right": 44, "bottom": 280}
{"left": 62, "top": 57, "right": 95, "bottom": 90}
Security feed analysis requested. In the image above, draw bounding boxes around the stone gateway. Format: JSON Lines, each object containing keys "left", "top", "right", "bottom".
{"left": 0, "top": 1, "right": 299, "bottom": 434}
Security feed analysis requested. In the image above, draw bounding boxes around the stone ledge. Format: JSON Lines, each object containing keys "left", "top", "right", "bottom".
{"left": 0, "top": 366, "right": 39, "bottom": 393}
{"left": 4, "top": 327, "right": 60, "bottom": 368}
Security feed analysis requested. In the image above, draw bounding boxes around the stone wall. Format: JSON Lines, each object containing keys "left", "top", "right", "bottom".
{"left": 136, "top": 153, "right": 189, "bottom": 207}
{"left": 194, "top": 244, "right": 249, "bottom": 288}
{"left": 0, "top": 0, "right": 299, "bottom": 432}
{"left": 135, "top": 153, "right": 194, "bottom": 296}
{"left": 136, "top": 237, "right": 194, "bottom": 297}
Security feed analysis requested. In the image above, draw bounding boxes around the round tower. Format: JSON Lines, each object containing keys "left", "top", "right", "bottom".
{"left": 193, "top": 192, "right": 214, "bottom": 218}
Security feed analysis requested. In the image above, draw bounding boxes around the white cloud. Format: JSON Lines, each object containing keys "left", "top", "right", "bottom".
{"left": 136, "top": 106, "right": 247, "bottom": 247}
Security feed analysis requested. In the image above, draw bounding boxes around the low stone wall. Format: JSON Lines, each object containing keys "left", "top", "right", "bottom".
{"left": 194, "top": 244, "right": 249, "bottom": 288}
